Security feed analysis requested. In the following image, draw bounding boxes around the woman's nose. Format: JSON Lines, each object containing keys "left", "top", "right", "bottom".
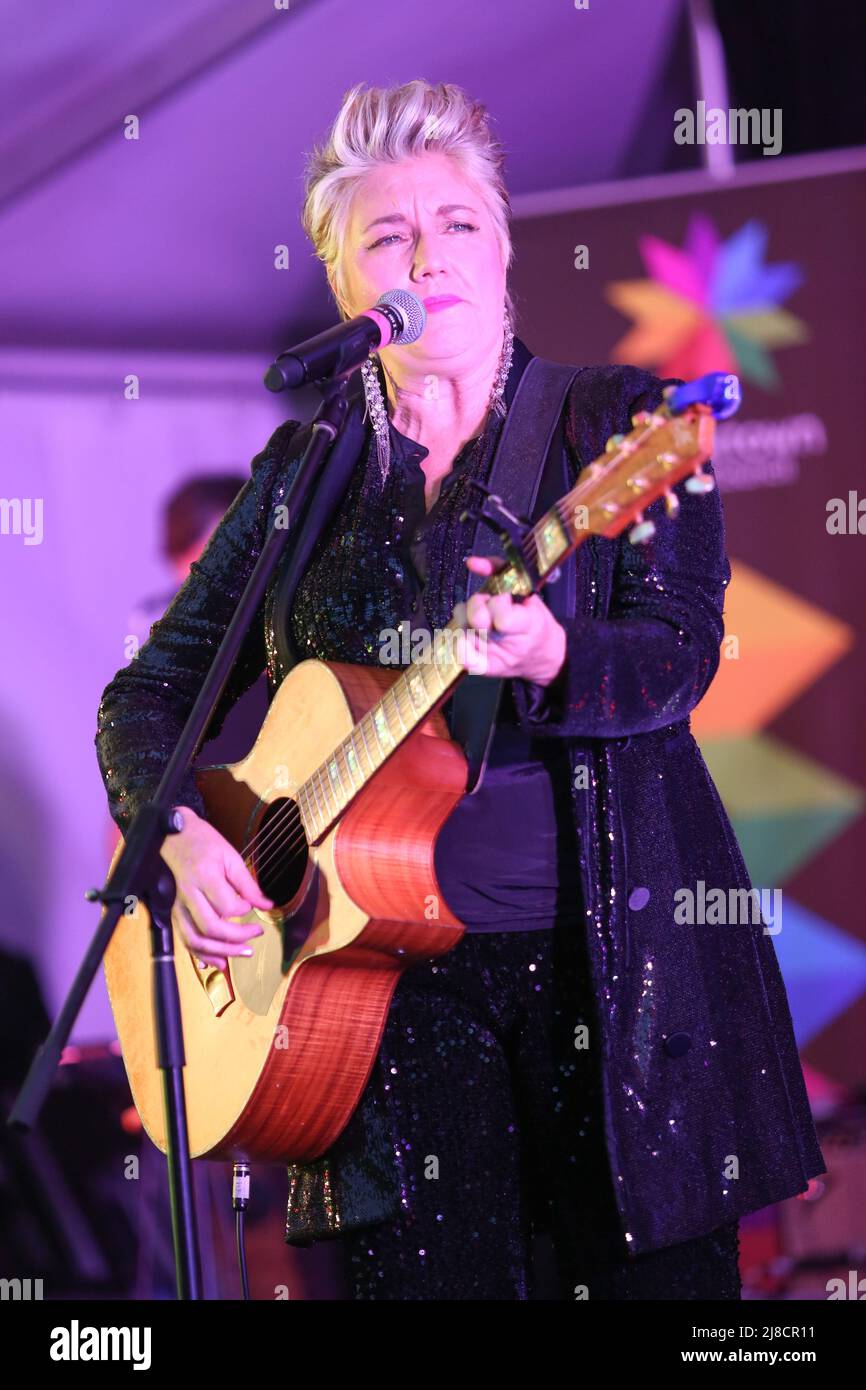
{"left": 411, "top": 232, "right": 448, "bottom": 280}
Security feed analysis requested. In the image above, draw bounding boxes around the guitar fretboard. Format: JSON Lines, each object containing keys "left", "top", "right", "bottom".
{"left": 295, "top": 625, "right": 461, "bottom": 842}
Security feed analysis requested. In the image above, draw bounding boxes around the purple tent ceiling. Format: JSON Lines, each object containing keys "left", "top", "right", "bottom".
{"left": 0, "top": 0, "right": 693, "bottom": 352}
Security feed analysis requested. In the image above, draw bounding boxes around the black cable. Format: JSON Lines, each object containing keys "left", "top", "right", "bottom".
{"left": 232, "top": 1161, "right": 251, "bottom": 1300}
{"left": 235, "top": 1210, "right": 250, "bottom": 1301}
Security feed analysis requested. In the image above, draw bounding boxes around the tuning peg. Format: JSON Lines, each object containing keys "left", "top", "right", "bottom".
{"left": 684, "top": 467, "right": 715, "bottom": 494}
{"left": 628, "top": 514, "right": 656, "bottom": 545}
{"left": 663, "top": 489, "right": 680, "bottom": 518}
{"left": 605, "top": 433, "right": 625, "bottom": 453}
{"left": 631, "top": 410, "right": 651, "bottom": 427}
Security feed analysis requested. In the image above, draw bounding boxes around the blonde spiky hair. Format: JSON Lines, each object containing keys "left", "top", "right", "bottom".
{"left": 302, "top": 79, "right": 516, "bottom": 324}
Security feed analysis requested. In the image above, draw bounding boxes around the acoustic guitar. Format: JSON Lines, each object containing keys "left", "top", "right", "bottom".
{"left": 102, "top": 372, "right": 739, "bottom": 1164}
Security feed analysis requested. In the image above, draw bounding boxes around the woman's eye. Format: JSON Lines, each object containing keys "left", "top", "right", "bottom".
{"left": 369, "top": 222, "right": 477, "bottom": 249}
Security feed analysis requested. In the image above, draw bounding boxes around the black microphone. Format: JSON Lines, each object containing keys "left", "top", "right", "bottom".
{"left": 263, "top": 288, "right": 427, "bottom": 391}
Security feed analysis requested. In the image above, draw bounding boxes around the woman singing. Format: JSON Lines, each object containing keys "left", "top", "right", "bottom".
{"left": 96, "top": 80, "right": 825, "bottom": 1300}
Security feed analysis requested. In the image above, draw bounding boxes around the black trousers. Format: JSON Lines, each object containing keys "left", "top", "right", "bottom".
{"left": 340, "top": 922, "right": 741, "bottom": 1300}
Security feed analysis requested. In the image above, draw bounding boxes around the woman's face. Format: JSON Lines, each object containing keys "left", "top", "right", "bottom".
{"left": 334, "top": 150, "right": 507, "bottom": 364}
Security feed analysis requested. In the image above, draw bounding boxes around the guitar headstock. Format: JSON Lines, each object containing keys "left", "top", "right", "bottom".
{"left": 565, "top": 370, "right": 741, "bottom": 548}
{"left": 473, "top": 370, "right": 741, "bottom": 596}
{"left": 573, "top": 407, "right": 715, "bottom": 543}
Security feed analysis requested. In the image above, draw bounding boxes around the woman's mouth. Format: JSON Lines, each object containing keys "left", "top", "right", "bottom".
{"left": 424, "top": 296, "right": 464, "bottom": 313}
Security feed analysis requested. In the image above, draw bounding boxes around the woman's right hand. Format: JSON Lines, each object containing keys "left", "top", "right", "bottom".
{"left": 159, "top": 806, "right": 274, "bottom": 971}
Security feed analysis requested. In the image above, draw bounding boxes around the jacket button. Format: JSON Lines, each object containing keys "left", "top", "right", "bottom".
{"left": 663, "top": 1032, "right": 692, "bottom": 1057}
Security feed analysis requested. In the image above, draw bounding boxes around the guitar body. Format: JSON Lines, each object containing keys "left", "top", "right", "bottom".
{"left": 103, "top": 658, "right": 468, "bottom": 1164}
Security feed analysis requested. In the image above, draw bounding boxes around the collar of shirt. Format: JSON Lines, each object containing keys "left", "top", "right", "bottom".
{"left": 388, "top": 418, "right": 476, "bottom": 483}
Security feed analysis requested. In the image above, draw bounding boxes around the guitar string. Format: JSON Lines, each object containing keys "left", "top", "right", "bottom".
{"left": 237, "top": 413, "right": 676, "bottom": 887}
{"left": 246, "top": 632, "right": 472, "bottom": 884}
{"left": 240, "top": 504, "right": 548, "bottom": 884}
{"left": 237, "top": 413, "right": 674, "bottom": 887}
{"left": 247, "top": 553, "right": 589, "bottom": 891}
{"left": 238, "top": 412, "right": 675, "bottom": 886}
{"left": 238, "top": 506, "right": 541, "bottom": 880}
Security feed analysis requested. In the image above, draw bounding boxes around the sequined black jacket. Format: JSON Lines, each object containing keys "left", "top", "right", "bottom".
{"left": 95, "top": 345, "right": 825, "bottom": 1256}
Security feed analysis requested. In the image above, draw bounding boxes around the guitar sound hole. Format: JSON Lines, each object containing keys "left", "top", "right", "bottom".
{"left": 251, "top": 798, "right": 308, "bottom": 905}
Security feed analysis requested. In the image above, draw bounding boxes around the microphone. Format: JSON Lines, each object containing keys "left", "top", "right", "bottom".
{"left": 263, "top": 288, "right": 427, "bottom": 392}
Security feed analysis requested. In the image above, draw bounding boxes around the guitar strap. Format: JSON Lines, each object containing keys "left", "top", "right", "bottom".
{"left": 269, "top": 355, "right": 580, "bottom": 792}
{"left": 450, "top": 356, "right": 580, "bottom": 792}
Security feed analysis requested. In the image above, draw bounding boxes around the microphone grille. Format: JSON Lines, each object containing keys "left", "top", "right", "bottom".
{"left": 376, "top": 288, "right": 427, "bottom": 345}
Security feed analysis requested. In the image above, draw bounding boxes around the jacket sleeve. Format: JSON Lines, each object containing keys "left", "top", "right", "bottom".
{"left": 509, "top": 368, "right": 730, "bottom": 740}
{"left": 95, "top": 421, "right": 304, "bottom": 835}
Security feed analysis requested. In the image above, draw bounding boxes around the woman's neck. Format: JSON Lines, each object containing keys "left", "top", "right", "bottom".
{"left": 379, "top": 328, "right": 503, "bottom": 448}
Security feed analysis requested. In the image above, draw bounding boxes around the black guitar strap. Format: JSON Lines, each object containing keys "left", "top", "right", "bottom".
{"left": 450, "top": 355, "right": 580, "bottom": 793}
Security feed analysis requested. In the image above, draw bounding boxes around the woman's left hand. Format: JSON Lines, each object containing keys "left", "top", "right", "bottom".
{"left": 451, "top": 555, "right": 568, "bottom": 686}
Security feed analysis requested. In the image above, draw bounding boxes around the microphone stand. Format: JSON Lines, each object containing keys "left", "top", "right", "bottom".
{"left": 8, "top": 374, "right": 352, "bottom": 1299}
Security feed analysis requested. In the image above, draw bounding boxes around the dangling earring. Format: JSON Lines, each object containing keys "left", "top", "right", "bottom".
{"left": 361, "top": 303, "right": 515, "bottom": 486}
{"left": 490, "top": 304, "right": 515, "bottom": 420}
{"left": 361, "top": 354, "right": 391, "bottom": 486}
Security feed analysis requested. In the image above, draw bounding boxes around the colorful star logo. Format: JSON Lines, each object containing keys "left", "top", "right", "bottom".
{"left": 606, "top": 214, "right": 808, "bottom": 388}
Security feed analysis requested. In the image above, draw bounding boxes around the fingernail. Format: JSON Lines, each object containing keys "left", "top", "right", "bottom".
{"left": 242, "top": 948, "right": 254, "bottom": 956}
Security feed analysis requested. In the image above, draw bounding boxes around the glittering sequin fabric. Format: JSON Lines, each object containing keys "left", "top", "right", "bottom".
{"left": 288, "top": 373, "right": 498, "bottom": 666}
{"left": 94, "top": 341, "right": 825, "bottom": 1276}
{"left": 341, "top": 923, "right": 741, "bottom": 1300}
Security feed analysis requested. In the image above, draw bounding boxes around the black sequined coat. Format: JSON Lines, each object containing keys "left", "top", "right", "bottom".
{"left": 95, "top": 342, "right": 825, "bottom": 1256}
